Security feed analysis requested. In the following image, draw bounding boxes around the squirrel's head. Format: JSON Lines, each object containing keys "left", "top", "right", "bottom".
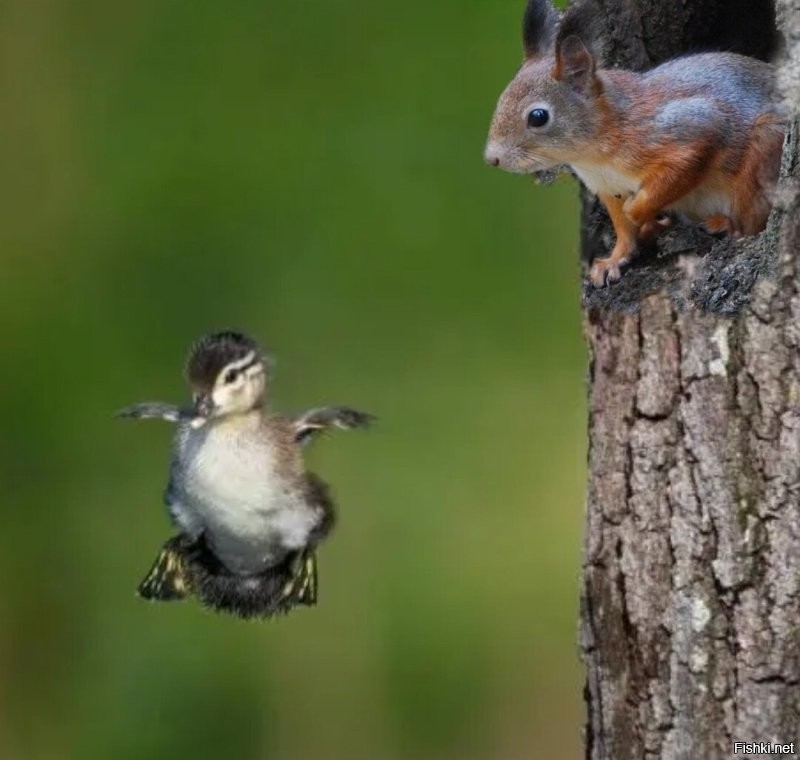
{"left": 485, "top": 0, "right": 602, "bottom": 173}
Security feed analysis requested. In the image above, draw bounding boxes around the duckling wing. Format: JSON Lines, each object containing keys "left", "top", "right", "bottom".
{"left": 116, "top": 401, "right": 194, "bottom": 423}
{"left": 291, "top": 406, "right": 375, "bottom": 446}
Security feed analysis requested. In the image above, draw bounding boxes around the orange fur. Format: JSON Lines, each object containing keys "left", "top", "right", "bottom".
{"left": 485, "top": 0, "right": 787, "bottom": 287}
{"left": 582, "top": 82, "right": 784, "bottom": 282}
{"left": 703, "top": 214, "right": 736, "bottom": 235}
{"left": 590, "top": 193, "right": 639, "bottom": 287}
{"left": 730, "top": 113, "right": 785, "bottom": 235}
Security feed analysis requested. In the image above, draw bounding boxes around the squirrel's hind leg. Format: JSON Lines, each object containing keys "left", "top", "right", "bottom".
{"left": 622, "top": 147, "right": 716, "bottom": 231}
{"left": 702, "top": 214, "right": 738, "bottom": 236}
{"left": 730, "top": 113, "right": 785, "bottom": 236}
{"left": 590, "top": 193, "right": 639, "bottom": 288}
{"left": 638, "top": 214, "right": 673, "bottom": 242}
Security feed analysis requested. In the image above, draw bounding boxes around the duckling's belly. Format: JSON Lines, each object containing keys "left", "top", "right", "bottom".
{"left": 170, "top": 425, "right": 322, "bottom": 575}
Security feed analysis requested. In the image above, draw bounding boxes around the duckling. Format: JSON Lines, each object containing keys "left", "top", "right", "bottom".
{"left": 118, "top": 331, "right": 373, "bottom": 619}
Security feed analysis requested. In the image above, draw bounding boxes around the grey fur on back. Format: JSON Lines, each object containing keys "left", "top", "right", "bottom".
{"left": 642, "top": 53, "right": 781, "bottom": 122}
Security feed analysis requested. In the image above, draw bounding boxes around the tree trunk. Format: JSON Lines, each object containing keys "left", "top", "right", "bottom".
{"left": 581, "top": 1, "right": 800, "bottom": 758}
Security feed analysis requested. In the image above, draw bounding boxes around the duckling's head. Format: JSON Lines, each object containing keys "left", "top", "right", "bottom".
{"left": 186, "top": 331, "right": 270, "bottom": 423}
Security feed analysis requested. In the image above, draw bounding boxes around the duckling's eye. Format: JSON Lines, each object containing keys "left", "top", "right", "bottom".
{"left": 224, "top": 368, "right": 239, "bottom": 384}
{"left": 527, "top": 108, "right": 549, "bottom": 128}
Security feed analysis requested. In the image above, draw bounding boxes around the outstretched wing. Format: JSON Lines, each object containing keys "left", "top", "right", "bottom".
{"left": 291, "top": 406, "right": 375, "bottom": 446}
{"left": 117, "top": 401, "right": 193, "bottom": 423}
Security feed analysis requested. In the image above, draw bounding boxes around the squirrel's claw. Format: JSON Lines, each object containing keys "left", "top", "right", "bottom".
{"left": 589, "top": 257, "right": 626, "bottom": 288}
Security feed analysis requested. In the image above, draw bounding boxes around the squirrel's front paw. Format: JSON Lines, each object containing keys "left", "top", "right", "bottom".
{"left": 589, "top": 257, "right": 627, "bottom": 288}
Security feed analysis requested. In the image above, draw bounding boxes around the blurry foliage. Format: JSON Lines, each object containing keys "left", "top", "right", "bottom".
{"left": 0, "top": 1, "right": 583, "bottom": 758}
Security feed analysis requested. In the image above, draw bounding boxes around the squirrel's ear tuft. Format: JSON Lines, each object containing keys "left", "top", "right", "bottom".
{"left": 554, "top": 1, "right": 600, "bottom": 94}
{"left": 522, "top": 0, "right": 558, "bottom": 59}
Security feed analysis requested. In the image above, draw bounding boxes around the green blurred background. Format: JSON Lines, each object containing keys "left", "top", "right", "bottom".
{"left": 0, "top": 1, "right": 585, "bottom": 758}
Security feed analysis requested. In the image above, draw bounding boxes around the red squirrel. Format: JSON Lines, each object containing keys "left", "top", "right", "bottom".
{"left": 485, "top": 0, "right": 787, "bottom": 288}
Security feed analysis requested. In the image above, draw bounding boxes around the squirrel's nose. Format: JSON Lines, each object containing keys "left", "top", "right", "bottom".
{"left": 484, "top": 144, "right": 502, "bottom": 167}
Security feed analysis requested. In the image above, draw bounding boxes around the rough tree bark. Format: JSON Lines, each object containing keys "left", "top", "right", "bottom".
{"left": 580, "top": 1, "right": 800, "bottom": 758}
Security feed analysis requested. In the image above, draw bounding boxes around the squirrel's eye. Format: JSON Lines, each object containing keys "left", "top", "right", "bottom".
{"left": 224, "top": 369, "right": 239, "bottom": 384}
{"left": 527, "top": 108, "right": 549, "bottom": 128}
